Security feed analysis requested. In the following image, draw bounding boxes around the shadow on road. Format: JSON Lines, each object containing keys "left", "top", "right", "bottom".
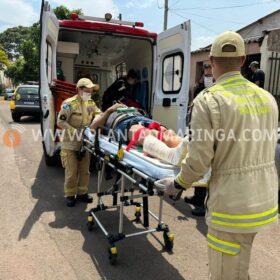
{"left": 164, "top": 195, "right": 207, "bottom": 237}
{"left": 18, "top": 159, "right": 66, "bottom": 240}
{"left": 19, "top": 158, "right": 186, "bottom": 280}
{"left": 14, "top": 116, "right": 40, "bottom": 125}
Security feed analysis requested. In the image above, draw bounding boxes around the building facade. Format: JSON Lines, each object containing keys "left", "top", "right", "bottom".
{"left": 190, "top": 9, "right": 280, "bottom": 104}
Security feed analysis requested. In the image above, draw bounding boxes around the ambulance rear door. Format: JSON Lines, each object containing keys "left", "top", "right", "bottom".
{"left": 39, "top": 0, "right": 59, "bottom": 164}
{"left": 152, "top": 21, "right": 191, "bottom": 134}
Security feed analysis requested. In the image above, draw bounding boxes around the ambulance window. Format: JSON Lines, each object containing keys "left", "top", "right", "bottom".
{"left": 162, "top": 53, "right": 183, "bottom": 94}
{"left": 46, "top": 41, "right": 53, "bottom": 83}
{"left": 116, "top": 62, "right": 127, "bottom": 79}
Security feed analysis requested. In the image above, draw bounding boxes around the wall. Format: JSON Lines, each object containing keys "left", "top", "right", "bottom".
{"left": 0, "top": 68, "right": 13, "bottom": 88}
{"left": 261, "top": 29, "right": 280, "bottom": 94}
{"left": 246, "top": 41, "right": 261, "bottom": 55}
{"left": 238, "top": 10, "right": 280, "bottom": 39}
{"left": 124, "top": 40, "right": 152, "bottom": 82}
{"left": 57, "top": 57, "right": 74, "bottom": 83}
{"left": 189, "top": 51, "right": 210, "bottom": 96}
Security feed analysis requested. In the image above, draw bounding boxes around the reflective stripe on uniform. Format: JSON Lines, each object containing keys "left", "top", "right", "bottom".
{"left": 175, "top": 173, "right": 192, "bottom": 189}
{"left": 208, "top": 75, "right": 272, "bottom": 116}
{"left": 211, "top": 206, "right": 278, "bottom": 228}
{"left": 210, "top": 75, "right": 260, "bottom": 93}
{"left": 207, "top": 234, "right": 240, "bottom": 255}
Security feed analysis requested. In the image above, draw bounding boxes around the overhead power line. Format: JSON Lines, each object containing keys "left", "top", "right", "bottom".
{"left": 172, "top": 0, "right": 280, "bottom": 11}
{"left": 169, "top": 0, "right": 181, "bottom": 9}
{"left": 170, "top": 10, "right": 218, "bottom": 34}
{"left": 170, "top": 9, "right": 246, "bottom": 25}
{"left": 157, "top": 0, "right": 163, "bottom": 9}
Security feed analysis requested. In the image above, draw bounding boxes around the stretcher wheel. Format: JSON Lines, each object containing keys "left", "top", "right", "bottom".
{"left": 87, "top": 215, "right": 94, "bottom": 231}
{"left": 163, "top": 232, "right": 174, "bottom": 252}
{"left": 108, "top": 247, "right": 118, "bottom": 265}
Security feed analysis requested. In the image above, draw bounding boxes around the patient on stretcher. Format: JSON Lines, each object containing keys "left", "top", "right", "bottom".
{"left": 90, "top": 107, "right": 188, "bottom": 166}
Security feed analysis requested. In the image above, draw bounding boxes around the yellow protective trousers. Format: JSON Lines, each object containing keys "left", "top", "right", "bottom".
{"left": 60, "top": 149, "right": 91, "bottom": 197}
{"left": 208, "top": 227, "right": 256, "bottom": 280}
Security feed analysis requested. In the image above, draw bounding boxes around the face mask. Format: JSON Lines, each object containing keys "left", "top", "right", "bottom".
{"left": 204, "top": 76, "right": 214, "bottom": 88}
{"left": 80, "top": 91, "right": 91, "bottom": 102}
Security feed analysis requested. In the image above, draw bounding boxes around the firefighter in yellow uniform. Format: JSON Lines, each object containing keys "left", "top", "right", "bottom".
{"left": 57, "top": 78, "right": 101, "bottom": 207}
{"left": 58, "top": 78, "right": 124, "bottom": 207}
{"left": 159, "top": 31, "right": 279, "bottom": 279}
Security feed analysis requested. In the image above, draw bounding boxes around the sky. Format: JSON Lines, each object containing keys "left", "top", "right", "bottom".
{"left": 0, "top": 0, "right": 279, "bottom": 50}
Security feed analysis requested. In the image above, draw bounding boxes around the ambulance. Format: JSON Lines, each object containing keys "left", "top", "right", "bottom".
{"left": 39, "top": 0, "right": 191, "bottom": 165}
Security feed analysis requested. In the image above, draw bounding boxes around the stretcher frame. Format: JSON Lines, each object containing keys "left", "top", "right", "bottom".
{"left": 82, "top": 128, "right": 174, "bottom": 265}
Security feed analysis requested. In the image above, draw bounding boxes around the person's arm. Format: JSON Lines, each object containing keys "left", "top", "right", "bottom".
{"left": 253, "top": 70, "right": 263, "bottom": 87}
{"left": 90, "top": 103, "right": 125, "bottom": 131}
{"left": 175, "top": 92, "right": 220, "bottom": 188}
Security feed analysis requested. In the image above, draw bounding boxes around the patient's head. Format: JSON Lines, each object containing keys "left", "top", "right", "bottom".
{"left": 126, "top": 69, "right": 138, "bottom": 85}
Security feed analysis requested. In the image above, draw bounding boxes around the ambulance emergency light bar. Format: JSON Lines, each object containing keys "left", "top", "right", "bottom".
{"left": 69, "top": 13, "right": 144, "bottom": 28}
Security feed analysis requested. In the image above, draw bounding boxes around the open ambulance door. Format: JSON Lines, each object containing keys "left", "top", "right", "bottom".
{"left": 39, "top": 0, "right": 59, "bottom": 165}
{"left": 152, "top": 21, "right": 191, "bottom": 134}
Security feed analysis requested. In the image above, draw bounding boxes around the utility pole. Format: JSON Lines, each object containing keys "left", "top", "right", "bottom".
{"left": 163, "top": 0, "right": 168, "bottom": 30}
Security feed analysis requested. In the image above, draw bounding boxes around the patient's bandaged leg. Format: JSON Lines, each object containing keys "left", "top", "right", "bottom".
{"left": 143, "top": 135, "right": 188, "bottom": 166}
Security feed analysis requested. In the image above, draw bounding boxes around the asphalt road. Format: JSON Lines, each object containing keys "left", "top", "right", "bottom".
{"left": 0, "top": 99, "right": 279, "bottom": 280}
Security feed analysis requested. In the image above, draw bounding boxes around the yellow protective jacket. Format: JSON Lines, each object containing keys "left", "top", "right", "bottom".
{"left": 57, "top": 95, "right": 101, "bottom": 151}
{"left": 176, "top": 71, "right": 279, "bottom": 233}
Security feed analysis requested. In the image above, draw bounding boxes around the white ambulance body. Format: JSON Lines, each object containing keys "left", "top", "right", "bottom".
{"left": 40, "top": 0, "right": 191, "bottom": 165}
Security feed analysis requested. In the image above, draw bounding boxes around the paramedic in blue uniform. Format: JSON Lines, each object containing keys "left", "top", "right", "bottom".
{"left": 57, "top": 78, "right": 123, "bottom": 207}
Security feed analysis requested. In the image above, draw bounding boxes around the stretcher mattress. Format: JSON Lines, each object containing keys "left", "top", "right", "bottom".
{"left": 84, "top": 128, "right": 180, "bottom": 179}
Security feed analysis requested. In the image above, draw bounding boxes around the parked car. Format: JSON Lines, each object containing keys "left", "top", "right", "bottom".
{"left": 10, "top": 85, "right": 40, "bottom": 122}
{"left": 4, "top": 88, "right": 14, "bottom": 100}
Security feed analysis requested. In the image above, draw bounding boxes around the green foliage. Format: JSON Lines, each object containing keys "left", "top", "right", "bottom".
{"left": 4, "top": 22, "right": 40, "bottom": 83}
{"left": 0, "top": 26, "right": 31, "bottom": 60}
{"left": 1, "top": 5, "right": 83, "bottom": 83}
{"left": 71, "top": 8, "right": 84, "bottom": 16}
{"left": 21, "top": 40, "right": 39, "bottom": 81}
{"left": 5, "top": 57, "right": 25, "bottom": 84}
{"left": 53, "top": 5, "right": 69, "bottom": 20}
{"left": 0, "top": 48, "right": 9, "bottom": 70}
{"left": 53, "top": 5, "right": 83, "bottom": 20}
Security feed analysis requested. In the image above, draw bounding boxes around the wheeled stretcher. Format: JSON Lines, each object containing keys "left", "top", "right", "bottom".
{"left": 82, "top": 127, "right": 179, "bottom": 264}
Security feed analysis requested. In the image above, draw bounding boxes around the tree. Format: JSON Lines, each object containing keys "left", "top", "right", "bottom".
{"left": 0, "top": 48, "right": 9, "bottom": 70}
{"left": 53, "top": 5, "right": 83, "bottom": 19}
{"left": 0, "top": 26, "right": 30, "bottom": 60}
{"left": 1, "top": 5, "right": 83, "bottom": 84}
{"left": 21, "top": 40, "right": 39, "bottom": 81}
{"left": 4, "top": 22, "right": 40, "bottom": 83}
{"left": 5, "top": 58, "right": 25, "bottom": 84}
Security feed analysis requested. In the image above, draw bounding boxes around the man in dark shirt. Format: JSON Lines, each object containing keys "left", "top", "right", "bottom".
{"left": 102, "top": 69, "right": 140, "bottom": 111}
{"left": 185, "top": 63, "right": 214, "bottom": 217}
{"left": 249, "top": 61, "right": 265, "bottom": 88}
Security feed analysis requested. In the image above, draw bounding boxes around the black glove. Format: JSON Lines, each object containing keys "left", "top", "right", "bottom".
{"left": 169, "top": 180, "right": 184, "bottom": 201}
{"left": 76, "top": 148, "right": 86, "bottom": 161}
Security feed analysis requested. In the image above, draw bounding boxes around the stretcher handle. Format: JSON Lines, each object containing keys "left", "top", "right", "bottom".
{"left": 155, "top": 181, "right": 183, "bottom": 201}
